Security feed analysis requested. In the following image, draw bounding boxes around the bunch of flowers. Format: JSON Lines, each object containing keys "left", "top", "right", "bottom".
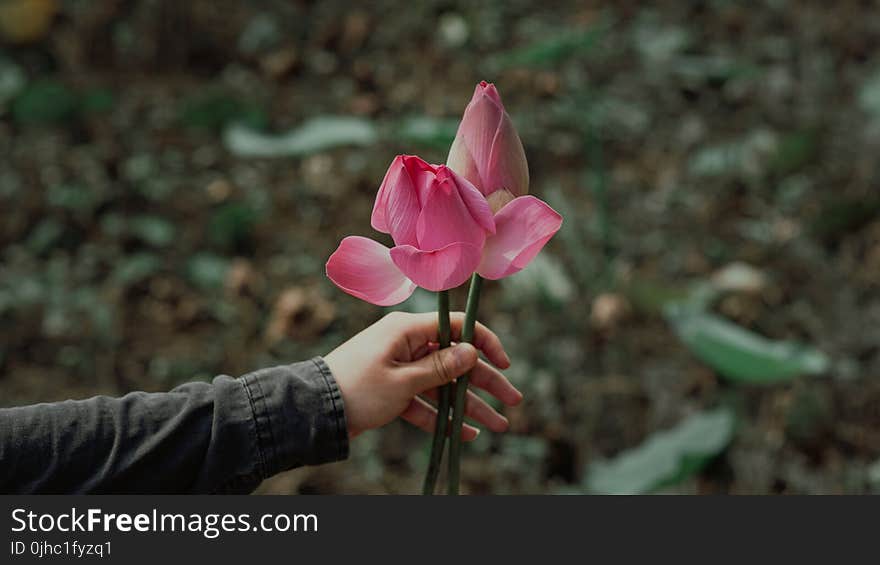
{"left": 326, "top": 81, "right": 562, "bottom": 494}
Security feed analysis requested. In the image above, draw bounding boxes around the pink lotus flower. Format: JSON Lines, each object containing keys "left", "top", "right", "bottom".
{"left": 326, "top": 155, "right": 496, "bottom": 305}
{"left": 447, "top": 81, "right": 530, "bottom": 213}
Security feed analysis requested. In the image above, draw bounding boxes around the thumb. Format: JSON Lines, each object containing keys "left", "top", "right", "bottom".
{"left": 404, "top": 343, "right": 479, "bottom": 393}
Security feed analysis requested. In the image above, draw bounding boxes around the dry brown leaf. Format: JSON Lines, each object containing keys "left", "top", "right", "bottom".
{"left": 264, "top": 286, "right": 335, "bottom": 344}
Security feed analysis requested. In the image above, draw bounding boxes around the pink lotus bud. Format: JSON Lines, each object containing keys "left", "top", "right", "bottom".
{"left": 446, "top": 81, "right": 529, "bottom": 212}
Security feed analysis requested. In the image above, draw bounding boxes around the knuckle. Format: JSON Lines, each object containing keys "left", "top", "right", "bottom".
{"left": 432, "top": 352, "right": 454, "bottom": 385}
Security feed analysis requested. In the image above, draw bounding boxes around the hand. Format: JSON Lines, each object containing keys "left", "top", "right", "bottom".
{"left": 324, "top": 311, "right": 521, "bottom": 440}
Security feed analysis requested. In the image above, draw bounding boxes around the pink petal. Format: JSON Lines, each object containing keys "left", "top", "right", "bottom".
{"left": 371, "top": 155, "right": 408, "bottom": 234}
{"left": 415, "top": 175, "right": 488, "bottom": 252}
{"left": 447, "top": 87, "right": 503, "bottom": 196}
{"left": 477, "top": 196, "right": 563, "bottom": 280}
{"left": 442, "top": 166, "right": 496, "bottom": 235}
{"left": 390, "top": 241, "right": 483, "bottom": 292}
{"left": 371, "top": 155, "right": 439, "bottom": 247}
{"left": 401, "top": 154, "right": 438, "bottom": 207}
{"left": 476, "top": 81, "right": 503, "bottom": 107}
{"left": 383, "top": 175, "right": 421, "bottom": 248}
{"left": 446, "top": 133, "right": 481, "bottom": 196}
{"left": 326, "top": 236, "right": 416, "bottom": 306}
{"left": 486, "top": 112, "right": 529, "bottom": 201}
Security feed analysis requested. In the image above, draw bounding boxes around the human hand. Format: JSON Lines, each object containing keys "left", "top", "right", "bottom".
{"left": 323, "top": 311, "right": 521, "bottom": 440}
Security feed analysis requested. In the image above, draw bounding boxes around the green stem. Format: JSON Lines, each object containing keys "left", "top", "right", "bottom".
{"left": 447, "top": 274, "right": 483, "bottom": 495}
{"left": 421, "top": 290, "right": 451, "bottom": 495}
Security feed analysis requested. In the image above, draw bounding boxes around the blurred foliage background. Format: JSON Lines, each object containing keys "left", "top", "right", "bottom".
{"left": 1, "top": 0, "right": 879, "bottom": 494}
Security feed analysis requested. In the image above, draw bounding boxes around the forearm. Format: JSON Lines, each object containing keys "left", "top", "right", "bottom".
{"left": 0, "top": 357, "right": 349, "bottom": 494}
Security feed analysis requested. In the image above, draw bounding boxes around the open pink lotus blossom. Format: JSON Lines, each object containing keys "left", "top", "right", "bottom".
{"left": 447, "top": 81, "right": 562, "bottom": 280}
{"left": 447, "top": 81, "right": 530, "bottom": 213}
{"left": 326, "top": 155, "right": 496, "bottom": 305}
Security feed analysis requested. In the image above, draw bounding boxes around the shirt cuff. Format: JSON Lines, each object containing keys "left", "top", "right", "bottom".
{"left": 240, "top": 356, "right": 350, "bottom": 480}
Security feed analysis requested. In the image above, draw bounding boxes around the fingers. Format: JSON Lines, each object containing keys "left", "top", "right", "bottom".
{"left": 469, "top": 360, "right": 523, "bottom": 406}
{"left": 419, "top": 356, "right": 521, "bottom": 408}
{"left": 399, "top": 397, "right": 480, "bottom": 441}
{"left": 422, "top": 387, "right": 509, "bottom": 433}
{"left": 401, "top": 343, "right": 479, "bottom": 393}
{"left": 465, "top": 318, "right": 511, "bottom": 369}
{"left": 387, "top": 311, "right": 510, "bottom": 369}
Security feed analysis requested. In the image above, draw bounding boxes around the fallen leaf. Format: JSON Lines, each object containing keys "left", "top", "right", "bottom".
{"left": 666, "top": 306, "right": 829, "bottom": 384}
{"left": 586, "top": 408, "right": 735, "bottom": 494}
{"left": 224, "top": 116, "right": 378, "bottom": 158}
{"left": 265, "top": 287, "right": 335, "bottom": 344}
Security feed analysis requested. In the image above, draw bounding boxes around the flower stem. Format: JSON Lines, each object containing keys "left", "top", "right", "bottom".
{"left": 447, "top": 274, "right": 483, "bottom": 495}
{"left": 421, "top": 290, "right": 451, "bottom": 495}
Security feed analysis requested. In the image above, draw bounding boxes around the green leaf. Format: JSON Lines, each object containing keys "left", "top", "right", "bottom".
{"left": 180, "top": 92, "right": 267, "bottom": 132}
{"left": 770, "top": 130, "right": 819, "bottom": 176}
{"left": 396, "top": 116, "right": 459, "bottom": 149}
{"left": 491, "top": 20, "right": 610, "bottom": 69}
{"left": 11, "top": 79, "right": 78, "bottom": 125}
{"left": 0, "top": 55, "right": 26, "bottom": 108}
{"left": 80, "top": 88, "right": 115, "bottom": 114}
{"left": 666, "top": 306, "right": 829, "bottom": 383}
{"left": 185, "top": 253, "right": 230, "bottom": 291}
{"left": 130, "top": 215, "right": 176, "bottom": 247}
{"left": 46, "top": 183, "right": 99, "bottom": 212}
{"left": 586, "top": 409, "right": 735, "bottom": 494}
{"left": 811, "top": 195, "right": 880, "bottom": 243}
{"left": 868, "top": 458, "right": 880, "bottom": 490}
{"left": 209, "top": 202, "right": 257, "bottom": 252}
{"left": 26, "top": 218, "right": 64, "bottom": 254}
{"left": 238, "top": 12, "right": 282, "bottom": 55}
{"left": 859, "top": 68, "right": 880, "bottom": 119}
{"left": 224, "top": 116, "right": 378, "bottom": 158}
{"left": 112, "top": 253, "right": 161, "bottom": 286}
{"left": 688, "top": 130, "right": 776, "bottom": 178}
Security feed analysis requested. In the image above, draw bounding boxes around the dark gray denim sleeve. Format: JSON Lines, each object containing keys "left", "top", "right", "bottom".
{"left": 0, "top": 357, "right": 349, "bottom": 494}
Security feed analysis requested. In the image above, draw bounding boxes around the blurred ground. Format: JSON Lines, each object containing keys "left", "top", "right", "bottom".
{"left": 1, "top": 0, "right": 879, "bottom": 494}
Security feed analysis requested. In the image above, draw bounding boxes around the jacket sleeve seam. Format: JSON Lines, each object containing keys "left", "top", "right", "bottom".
{"left": 240, "top": 375, "right": 270, "bottom": 480}
{"left": 312, "top": 357, "right": 348, "bottom": 461}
